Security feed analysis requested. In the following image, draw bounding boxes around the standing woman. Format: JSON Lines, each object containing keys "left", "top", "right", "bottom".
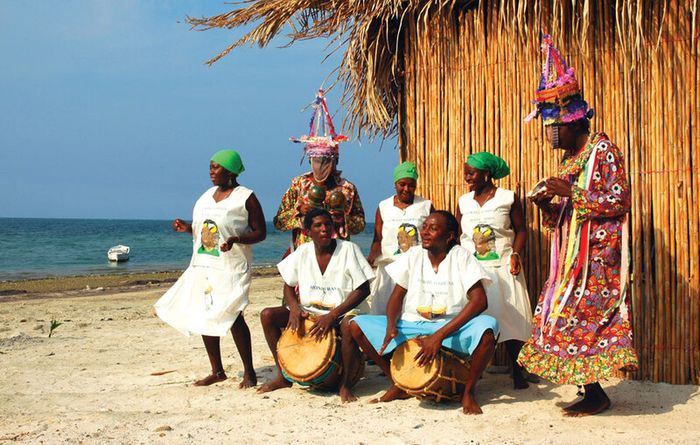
{"left": 367, "top": 162, "right": 433, "bottom": 314}
{"left": 155, "top": 149, "right": 266, "bottom": 388}
{"left": 456, "top": 152, "right": 532, "bottom": 389}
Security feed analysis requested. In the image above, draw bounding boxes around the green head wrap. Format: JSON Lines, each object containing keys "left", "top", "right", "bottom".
{"left": 393, "top": 161, "right": 419, "bottom": 183}
{"left": 211, "top": 149, "right": 245, "bottom": 175}
{"left": 466, "top": 152, "right": 510, "bottom": 179}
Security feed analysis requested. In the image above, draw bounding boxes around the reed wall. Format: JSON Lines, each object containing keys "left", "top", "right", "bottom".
{"left": 398, "top": 1, "right": 699, "bottom": 384}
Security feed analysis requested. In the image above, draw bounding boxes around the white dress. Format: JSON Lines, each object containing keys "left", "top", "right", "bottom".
{"left": 369, "top": 195, "right": 432, "bottom": 314}
{"left": 277, "top": 240, "right": 375, "bottom": 315}
{"left": 155, "top": 186, "right": 253, "bottom": 337}
{"left": 385, "top": 245, "right": 490, "bottom": 322}
{"left": 458, "top": 188, "right": 532, "bottom": 342}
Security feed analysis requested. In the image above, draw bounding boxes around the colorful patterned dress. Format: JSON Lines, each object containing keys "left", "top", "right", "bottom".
{"left": 273, "top": 171, "right": 365, "bottom": 249}
{"left": 518, "top": 132, "right": 638, "bottom": 385}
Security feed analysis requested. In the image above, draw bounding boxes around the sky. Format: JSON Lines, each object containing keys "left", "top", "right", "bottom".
{"left": 0, "top": 0, "right": 398, "bottom": 221}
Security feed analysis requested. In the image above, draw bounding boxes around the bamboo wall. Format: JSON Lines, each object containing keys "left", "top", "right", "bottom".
{"left": 398, "top": 1, "right": 699, "bottom": 384}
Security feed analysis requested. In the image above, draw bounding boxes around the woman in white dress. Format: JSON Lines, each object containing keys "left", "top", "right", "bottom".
{"left": 366, "top": 162, "right": 433, "bottom": 314}
{"left": 155, "top": 149, "right": 266, "bottom": 387}
{"left": 456, "top": 152, "right": 533, "bottom": 389}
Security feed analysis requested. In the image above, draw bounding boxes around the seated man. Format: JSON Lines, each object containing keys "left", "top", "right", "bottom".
{"left": 340, "top": 210, "right": 498, "bottom": 414}
{"left": 258, "top": 208, "right": 374, "bottom": 401}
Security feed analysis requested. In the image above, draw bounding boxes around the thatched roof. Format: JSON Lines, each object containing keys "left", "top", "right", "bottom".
{"left": 187, "top": 0, "right": 681, "bottom": 140}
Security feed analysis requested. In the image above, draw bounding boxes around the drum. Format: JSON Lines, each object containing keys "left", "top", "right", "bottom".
{"left": 277, "top": 319, "right": 364, "bottom": 391}
{"left": 390, "top": 337, "right": 471, "bottom": 402}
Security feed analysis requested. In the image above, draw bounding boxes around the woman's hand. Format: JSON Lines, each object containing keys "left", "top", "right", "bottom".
{"left": 308, "top": 313, "right": 336, "bottom": 340}
{"left": 172, "top": 218, "right": 191, "bottom": 233}
{"left": 366, "top": 253, "right": 377, "bottom": 267}
{"left": 378, "top": 324, "right": 398, "bottom": 355}
{"left": 220, "top": 236, "right": 240, "bottom": 252}
{"left": 510, "top": 252, "right": 521, "bottom": 275}
{"left": 545, "top": 177, "right": 572, "bottom": 198}
{"left": 414, "top": 334, "right": 443, "bottom": 367}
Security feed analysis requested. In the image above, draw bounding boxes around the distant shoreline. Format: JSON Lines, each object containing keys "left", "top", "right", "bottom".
{"left": 0, "top": 265, "right": 279, "bottom": 299}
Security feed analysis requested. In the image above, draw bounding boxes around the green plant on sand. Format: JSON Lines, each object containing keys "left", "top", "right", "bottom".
{"left": 48, "top": 319, "right": 62, "bottom": 338}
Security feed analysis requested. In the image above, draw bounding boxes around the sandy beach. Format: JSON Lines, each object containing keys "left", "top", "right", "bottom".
{"left": 1, "top": 274, "right": 699, "bottom": 444}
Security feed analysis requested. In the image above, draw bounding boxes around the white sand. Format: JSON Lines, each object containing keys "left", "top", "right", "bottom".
{"left": 1, "top": 276, "right": 699, "bottom": 444}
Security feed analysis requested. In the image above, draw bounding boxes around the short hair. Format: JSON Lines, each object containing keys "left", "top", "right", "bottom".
{"left": 431, "top": 210, "right": 460, "bottom": 243}
{"left": 303, "top": 208, "right": 333, "bottom": 231}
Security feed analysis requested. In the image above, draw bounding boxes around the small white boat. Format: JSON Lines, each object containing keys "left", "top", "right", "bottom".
{"left": 107, "top": 245, "right": 130, "bottom": 262}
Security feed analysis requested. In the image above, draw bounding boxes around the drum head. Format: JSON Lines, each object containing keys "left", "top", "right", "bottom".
{"left": 390, "top": 338, "right": 439, "bottom": 390}
{"left": 277, "top": 319, "right": 336, "bottom": 382}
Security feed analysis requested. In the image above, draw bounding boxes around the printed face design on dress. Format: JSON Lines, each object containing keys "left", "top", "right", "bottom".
{"left": 472, "top": 224, "right": 499, "bottom": 260}
{"left": 396, "top": 223, "right": 419, "bottom": 254}
{"left": 198, "top": 219, "right": 220, "bottom": 256}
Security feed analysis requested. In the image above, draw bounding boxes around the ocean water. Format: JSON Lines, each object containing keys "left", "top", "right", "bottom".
{"left": 0, "top": 218, "right": 375, "bottom": 281}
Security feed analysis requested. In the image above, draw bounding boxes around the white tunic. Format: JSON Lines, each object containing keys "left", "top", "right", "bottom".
{"left": 458, "top": 188, "right": 532, "bottom": 341}
{"left": 155, "top": 186, "right": 253, "bottom": 337}
{"left": 370, "top": 195, "right": 432, "bottom": 315}
{"left": 385, "top": 245, "right": 490, "bottom": 322}
{"left": 277, "top": 240, "right": 375, "bottom": 315}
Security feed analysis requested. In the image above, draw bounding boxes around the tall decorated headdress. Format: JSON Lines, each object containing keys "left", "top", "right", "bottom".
{"left": 525, "top": 35, "right": 593, "bottom": 126}
{"left": 290, "top": 89, "right": 348, "bottom": 161}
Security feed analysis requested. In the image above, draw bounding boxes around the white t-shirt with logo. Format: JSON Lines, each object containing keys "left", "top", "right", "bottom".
{"left": 385, "top": 245, "right": 490, "bottom": 322}
{"left": 277, "top": 240, "right": 375, "bottom": 315}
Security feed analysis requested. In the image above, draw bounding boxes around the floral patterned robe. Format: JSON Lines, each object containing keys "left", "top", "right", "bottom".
{"left": 519, "top": 132, "right": 638, "bottom": 385}
{"left": 273, "top": 171, "right": 365, "bottom": 249}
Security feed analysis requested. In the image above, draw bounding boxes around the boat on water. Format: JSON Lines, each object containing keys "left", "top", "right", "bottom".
{"left": 107, "top": 245, "right": 130, "bottom": 262}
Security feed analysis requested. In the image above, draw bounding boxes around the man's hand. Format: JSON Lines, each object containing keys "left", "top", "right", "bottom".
{"left": 378, "top": 324, "right": 398, "bottom": 355}
{"left": 286, "top": 306, "right": 308, "bottom": 333}
{"left": 414, "top": 334, "right": 443, "bottom": 367}
{"left": 308, "top": 313, "right": 336, "bottom": 340}
{"left": 299, "top": 202, "right": 313, "bottom": 215}
{"left": 330, "top": 210, "right": 345, "bottom": 227}
{"left": 545, "top": 177, "right": 572, "bottom": 198}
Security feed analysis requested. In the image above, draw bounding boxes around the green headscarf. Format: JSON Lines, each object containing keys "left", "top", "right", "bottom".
{"left": 466, "top": 152, "right": 510, "bottom": 179}
{"left": 211, "top": 149, "right": 245, "bottom": 175}
{"left": 393, "top": 161, "right": 419, "bottom": 183}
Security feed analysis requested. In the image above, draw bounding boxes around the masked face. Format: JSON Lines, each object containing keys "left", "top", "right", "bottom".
{"left": 310, "top": 157, "right": 335, "bottom": 182}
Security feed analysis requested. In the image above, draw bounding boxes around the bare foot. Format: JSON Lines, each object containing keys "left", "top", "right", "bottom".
{"left": 257, "top": 376, "right": 292, "bottom": 394}
{"left": 563, "top": 395, "right": 611, "bottom": 417}
{"left": 513, "top": 369, "right": 530, "bottom": 390}
{"left": 239, "top": 372, "right": 257, "bottom": 389}
{"left": 461, "top": 392, "right": 483, "bottom": 415}
{"left": 193, "top": 372, "right": 227, "bottom": 386}
{"left": 339, "top": 386, "right": 358, "bottom": 403}
{"left": 368, "top": 384, "right": 411, "bottom": 404}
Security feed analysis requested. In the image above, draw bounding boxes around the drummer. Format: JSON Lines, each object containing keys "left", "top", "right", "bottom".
{"left": 258, "top": 208, "right": 374, "bottom": 400}
{"left": 342, "top": 211, "right": 499, "bottom": 414}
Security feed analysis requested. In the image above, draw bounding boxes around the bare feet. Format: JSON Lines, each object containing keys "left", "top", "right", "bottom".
{"left": 512, "top": 366, "right": 530, "bottom": 390}
{"left": 461, "top": 391, "right": 483, "bottom": 415}
{"left": 193, "top": 372, "right": 227, "bottom": 386}
{"left": 339, "top": 386, "right": 358, "bottom": 403}
{"left": 369, "top": 384, "right": 412, "bottom": 404}
{"left": 563, "top": 383, "right": 611, "bottom": 417}
{"left": 257, "top": 375, "right": 292, "bottom": 394}
{"left": 239, "top": 372, "right": 257, "bottom": 389}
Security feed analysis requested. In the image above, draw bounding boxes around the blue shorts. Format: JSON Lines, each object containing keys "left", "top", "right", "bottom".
{"left": 352, "top": 314, "right": 498, "bottom": 356}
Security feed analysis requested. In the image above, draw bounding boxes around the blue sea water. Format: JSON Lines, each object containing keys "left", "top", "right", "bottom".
{"left": 0, "top": 218, "right": 375, "bottom": 281}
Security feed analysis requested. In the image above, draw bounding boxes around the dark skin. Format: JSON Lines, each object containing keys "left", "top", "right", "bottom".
{"left": 344, "top": 213, "right": 497, "bottom": 414}
{"left": 172, "top": 160, "right": 266, "bottom": 388}
{"left": 455, "top": 164, "right": 529, "bottom": 389}
{"left": 257, "top": 213, "right": 370, "bottom": 396}
{"left": 367, "top": 178, "right": 435, "bottom": 266}
{"left": 533, "top": 121, "right": 611, "bottom": 416}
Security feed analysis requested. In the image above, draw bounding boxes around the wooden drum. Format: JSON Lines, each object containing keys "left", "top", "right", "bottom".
{"left": 277, "top": 319, "right": 363, "bottom": 391}
{"left": 390, "top": 337, "right": 471, "bottom": 402}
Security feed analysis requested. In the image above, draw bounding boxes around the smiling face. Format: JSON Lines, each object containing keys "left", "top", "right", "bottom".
{"left": 209, "top": 161, "right": 233, "bottom": 186}
{"left": 308, "top": 213, "right": 334, "bottom": 248}
{"left": 420, "top": 214, "right": 454, "bottom": 252}
{"left": 463, "top": 164, "right": 489, "bottom": 192}
{"left": 394, "top": 178, "right": 417, "bottom": 204}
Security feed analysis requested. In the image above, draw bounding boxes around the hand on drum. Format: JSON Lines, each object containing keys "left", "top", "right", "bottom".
{"left": 378, "top": 325, "right": 398, "bottom": 355}
{"left": 287, "top": 307, "right": 308, "bottom": 333}
{"left": 308, "top": 313, "right": 335, "bottom": 340}
{"left": 414, "top": 335, "right": 442, "bottom": 367}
